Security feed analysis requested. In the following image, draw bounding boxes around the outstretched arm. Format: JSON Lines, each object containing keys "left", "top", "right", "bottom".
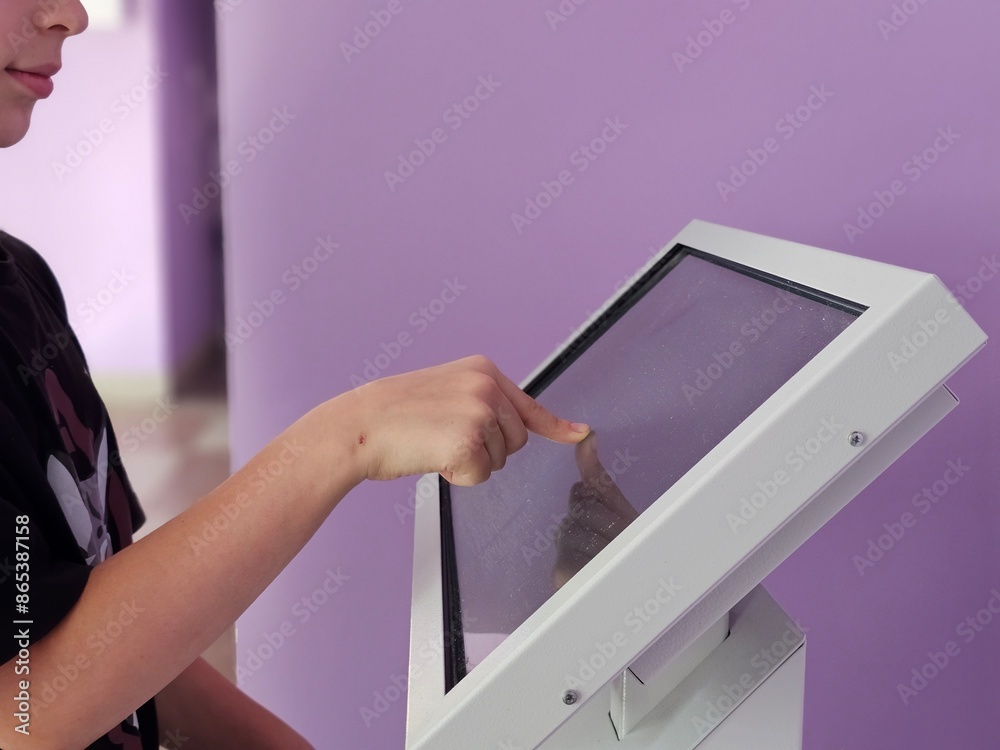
{"left": 0, "top": 355, "right": 589, "bottom": 749}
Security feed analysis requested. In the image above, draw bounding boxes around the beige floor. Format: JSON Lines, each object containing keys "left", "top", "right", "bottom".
{"left": 104, "top": 395, "right": 237, "bottom": 683}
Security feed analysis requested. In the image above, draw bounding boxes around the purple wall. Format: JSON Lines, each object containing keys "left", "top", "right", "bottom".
{"left": 217, "top": 2, "right": 1000, "bottom": 748}
{"left": 154, "top": 0, "right": 223, "bottom": 373}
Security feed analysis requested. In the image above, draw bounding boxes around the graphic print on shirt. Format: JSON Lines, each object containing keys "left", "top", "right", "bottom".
{"left": 43, "top": 367, "right": 111, "bottom": 565}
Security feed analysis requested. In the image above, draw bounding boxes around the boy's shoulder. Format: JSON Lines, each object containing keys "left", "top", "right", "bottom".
{"left": 0, "top": 230, "right": 69, "bottom": 320}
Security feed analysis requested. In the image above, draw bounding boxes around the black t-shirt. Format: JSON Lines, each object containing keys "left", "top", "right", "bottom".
{"left": 0, "top": 231, "right": 158, "bottom": 749}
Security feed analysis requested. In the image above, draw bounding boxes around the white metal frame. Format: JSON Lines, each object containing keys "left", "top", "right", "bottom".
{"left": 405, "top": 219, "right": 988, "bottom": 750}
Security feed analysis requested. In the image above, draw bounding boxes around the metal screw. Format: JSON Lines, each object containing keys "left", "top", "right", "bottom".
{"left": 562, "top": 690, "right": 578, "bottom": 705}
{"left": 849, "top": 431, "right": 865, "bottom": 447}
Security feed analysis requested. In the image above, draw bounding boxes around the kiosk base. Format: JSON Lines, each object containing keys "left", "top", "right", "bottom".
{"left": 540, "top": 586, "right": 805, "bottom": 749}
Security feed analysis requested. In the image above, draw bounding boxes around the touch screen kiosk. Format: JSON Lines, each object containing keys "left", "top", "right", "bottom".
{"left": 404, "top": 220, "right": 988, "bottom": 750}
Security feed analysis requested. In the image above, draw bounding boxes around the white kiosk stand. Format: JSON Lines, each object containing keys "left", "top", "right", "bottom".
{"left": 404, "top": 221, "right": 987, "bottom": 750}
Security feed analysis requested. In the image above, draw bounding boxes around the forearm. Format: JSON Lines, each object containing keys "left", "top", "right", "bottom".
{"left": 0, "top": 354, "right": 588, "bottom": 749}
{"left": 0, "top": 395, "right": 363, "bottom": 749}
{"left": 155, "top": 658, "right": 312, "bottom": 750}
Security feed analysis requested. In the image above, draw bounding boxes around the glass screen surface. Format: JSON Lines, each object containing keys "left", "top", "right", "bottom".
{"left": 442, "top": 246, "right": 864, "bottom": 687}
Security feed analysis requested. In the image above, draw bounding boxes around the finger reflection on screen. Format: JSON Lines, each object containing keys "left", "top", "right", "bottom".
{"left": 552, "top": 432, "right": 640, "bottom": 589}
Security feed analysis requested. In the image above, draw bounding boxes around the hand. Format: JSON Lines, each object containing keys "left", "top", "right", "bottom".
{"left": 348, "top": 354, "right": 591, "bottom": 485}
{"left": 552, "top": 432, "right": 639, "bottom": 589}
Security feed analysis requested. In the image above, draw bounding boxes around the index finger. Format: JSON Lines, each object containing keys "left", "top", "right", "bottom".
{"left": 488, "top": 363, "right": 590, "bottom": 444}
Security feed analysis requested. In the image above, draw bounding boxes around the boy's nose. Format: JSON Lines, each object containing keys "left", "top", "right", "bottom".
{"left": 37, "top": 0, "right": 90, "bottom": 37}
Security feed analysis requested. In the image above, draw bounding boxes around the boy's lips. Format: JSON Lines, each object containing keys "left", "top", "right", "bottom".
{"left": 11, "top": 62, "right": 61, "bottom": 77}
{"left": 4, "top": 65, "right": 59, "bottom": 99}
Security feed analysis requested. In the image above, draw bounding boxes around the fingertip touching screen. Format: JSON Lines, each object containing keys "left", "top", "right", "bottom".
{"left": 440, "top": 245, "right": 866, "bottom": 690}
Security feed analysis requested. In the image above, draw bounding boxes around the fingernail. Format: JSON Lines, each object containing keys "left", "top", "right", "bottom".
{"left": 571, "top": 422, "right": 590, "bottom": 433}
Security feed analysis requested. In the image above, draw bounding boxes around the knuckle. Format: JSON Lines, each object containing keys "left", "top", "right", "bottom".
{"left": 465, "top": 353, "right": 495, "bottom": 372}
{"left": 467, "top": 462, "right": 491, "bottom": 485}
{"left": 467, "top": 371, "right": 499, "bottom": 400}
{"left": 470, "top": 425, "right": 489, "bottom": 446}
{"left": 510, "top": 430, "right": 529, "bottom": 452}
{"left": 471, "top": 401, "right": 497, "bottom": 428}
{"left": 483, "top": 413, "right": 501, "bottom": 435}
{"left": 450, "top": 439, "right": 472, "bottom": 465}
{"left": 496, "top": 400, "right": 516, "bottom": 423}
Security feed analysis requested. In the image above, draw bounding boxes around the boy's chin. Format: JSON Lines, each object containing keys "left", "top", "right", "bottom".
{"left": 0, "top": 111, "right": 33, "bottom": 148}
